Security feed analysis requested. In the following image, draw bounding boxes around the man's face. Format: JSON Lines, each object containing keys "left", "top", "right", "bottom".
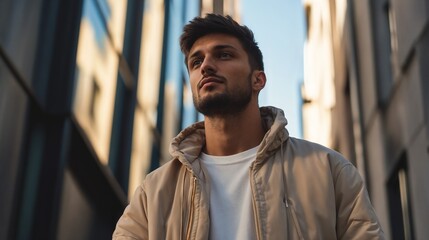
{"left": 187, "top": 33, "right": 254, "bottom": 117}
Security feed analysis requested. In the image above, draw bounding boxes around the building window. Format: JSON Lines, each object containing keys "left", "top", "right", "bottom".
{"left": 372, "top": 0, "right": 395, "bottom": 107}
{"left": 72, "top": 0, "right": 128, "bottom": 164}
{"left": 89, "top": 77, "right": 100, "bottom": 124}
{"left": 304, "top": 4, "right": 312, "bottom": 38}
{"left": 387, "top": 154, "right": 414, "bottom": 240}
{"left": 386, "top": 2, "right": 398, "bottom": 55}
{"left": 385, "top": 1, "right": 400, "bottom": 81}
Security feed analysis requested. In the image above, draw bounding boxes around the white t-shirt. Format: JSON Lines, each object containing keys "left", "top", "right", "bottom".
{"left": 199, "top": 145, "right": 259, "bottom": 240}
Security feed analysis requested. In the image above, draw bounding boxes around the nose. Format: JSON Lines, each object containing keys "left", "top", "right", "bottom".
{"left": 200, "top": 56, "right": 216, "bottom": 76}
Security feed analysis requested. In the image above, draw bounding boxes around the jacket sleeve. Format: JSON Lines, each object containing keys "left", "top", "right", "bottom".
{"left": 112, "top": 185, "right": 148, "bottom": 240}
{"left": 335, "top": 163, "right": 385, "bottom": 240}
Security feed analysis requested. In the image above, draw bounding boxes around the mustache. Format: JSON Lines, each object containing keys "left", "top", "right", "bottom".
{"left": 197, "top": 74, "right": 226, "bottom": 89}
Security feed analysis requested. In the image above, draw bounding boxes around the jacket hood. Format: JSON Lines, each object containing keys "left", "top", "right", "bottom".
{"left": 169, "top": 106, "right": 290, "bottom": 171}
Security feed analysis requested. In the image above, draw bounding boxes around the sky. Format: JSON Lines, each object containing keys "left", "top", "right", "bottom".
{"left": 242, "top": 0, "right": 306, "bottom": 138}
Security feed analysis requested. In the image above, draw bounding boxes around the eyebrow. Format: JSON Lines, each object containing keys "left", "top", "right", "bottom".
{"left": 188, "top": 44, "right": 238, "bottom": 62}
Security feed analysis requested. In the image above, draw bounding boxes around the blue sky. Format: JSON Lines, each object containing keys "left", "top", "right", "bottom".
{"left": 242, "top": 0, "right": 305, "bottom": 138}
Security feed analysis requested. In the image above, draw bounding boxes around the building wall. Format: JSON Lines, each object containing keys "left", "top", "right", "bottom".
{"left": 302, "top": 0, "right": 337, "bottom": 148}
{"left": 302, "top": 0, "right": 429, "bottom": 239}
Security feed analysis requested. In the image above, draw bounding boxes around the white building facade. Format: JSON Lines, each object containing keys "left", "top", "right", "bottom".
{"left": 302, "top": 0, "right": 429, "bottom": 239}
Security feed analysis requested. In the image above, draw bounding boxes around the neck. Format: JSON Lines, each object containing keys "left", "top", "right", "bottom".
{"left": 203, "top": 104, "right": 265, "bottom": 156}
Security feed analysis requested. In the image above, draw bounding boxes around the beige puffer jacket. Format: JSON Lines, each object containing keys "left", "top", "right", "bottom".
{"left": 113, "top": 106, "right": 384, "bottom": 239}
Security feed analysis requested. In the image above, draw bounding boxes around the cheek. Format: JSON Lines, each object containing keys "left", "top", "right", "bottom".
{"left": 189, "top": 74, "right": 199, "bottom": 94}
{"left": 191, "top": 85, "right": 198, "bottom": 97}
{"left": 231, "top": 67, "right": 252, "bottom": 82}
{"left": 227, "top": 62, "right": 251, "bottom": 75}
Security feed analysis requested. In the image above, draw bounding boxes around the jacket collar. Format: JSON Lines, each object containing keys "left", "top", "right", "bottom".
{"left": 169, "top": 106, "right": 290, "bottom": 171}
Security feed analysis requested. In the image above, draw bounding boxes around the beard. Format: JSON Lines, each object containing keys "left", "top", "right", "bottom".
{"left": 193, "top": 74, "right": 252, "bottom": 117}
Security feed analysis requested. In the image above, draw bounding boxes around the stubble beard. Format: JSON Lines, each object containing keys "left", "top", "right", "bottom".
{"left": 193, "top": 74, "right": 253, "bottom": 117}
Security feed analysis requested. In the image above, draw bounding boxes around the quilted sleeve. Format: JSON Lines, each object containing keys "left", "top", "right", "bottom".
{"left": 334, "top": 163, "right": 385, "bottom": 240}
{"left": 112, "top": 185, "right": 148, "bottom": 240}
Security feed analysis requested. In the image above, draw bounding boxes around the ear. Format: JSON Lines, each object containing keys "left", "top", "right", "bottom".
{"left": 252, "top": 71, "right": 266, "bottom": 92}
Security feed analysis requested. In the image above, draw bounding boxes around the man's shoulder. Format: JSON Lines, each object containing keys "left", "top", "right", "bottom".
{"left": 286, "top": 137, "right": 352, "bottom": 167}
{"left": 287, "top": 137, "right": 338, "bottom": 153}
{"left": 144, "top": 158, "right": 187, "bottom": 184}
{"left": 284, "top": 137, "right": 362, "bottom": 187}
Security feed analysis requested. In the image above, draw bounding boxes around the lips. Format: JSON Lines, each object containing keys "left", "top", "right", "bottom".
{"left": 198, "top": 76, "right": 224, "bottom": 89}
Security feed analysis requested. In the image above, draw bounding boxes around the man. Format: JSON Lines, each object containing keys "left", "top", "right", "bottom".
{"left": 113, "top": 14, "right": 384, "bottom": 239}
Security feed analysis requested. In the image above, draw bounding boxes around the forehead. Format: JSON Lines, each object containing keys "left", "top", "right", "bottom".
{"left": 189, "top": 33, "right": 244, "bottom": 55}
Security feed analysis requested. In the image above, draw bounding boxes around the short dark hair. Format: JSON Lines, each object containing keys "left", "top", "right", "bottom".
{"left": 180, "top": 14, "right": 264, "bottom": 71}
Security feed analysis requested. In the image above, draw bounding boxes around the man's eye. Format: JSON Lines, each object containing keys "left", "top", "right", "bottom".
{"left": 191, "top": 59, "right": 202, "bottom": 68}
{"left": 220, "top": 52, "right": 231, "bottom": 59}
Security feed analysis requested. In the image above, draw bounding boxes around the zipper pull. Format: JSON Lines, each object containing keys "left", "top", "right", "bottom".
{"left": 284, "top": 197, "right": 289, "bottom": 207}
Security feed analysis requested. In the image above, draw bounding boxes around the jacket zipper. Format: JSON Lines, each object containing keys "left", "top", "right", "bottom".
{"left": 186, "top": 176, "right": 197, "bottom": 240}
{"left": 249, "top": 166, "right": 263, "bottom": 240}
{"left": 286, "top": 201, "right": 304, "bottom": 239}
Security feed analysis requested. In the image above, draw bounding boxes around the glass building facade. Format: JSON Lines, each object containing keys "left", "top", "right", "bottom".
{"left": 0, "top": 0, "right": 239, "bottom": 238}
